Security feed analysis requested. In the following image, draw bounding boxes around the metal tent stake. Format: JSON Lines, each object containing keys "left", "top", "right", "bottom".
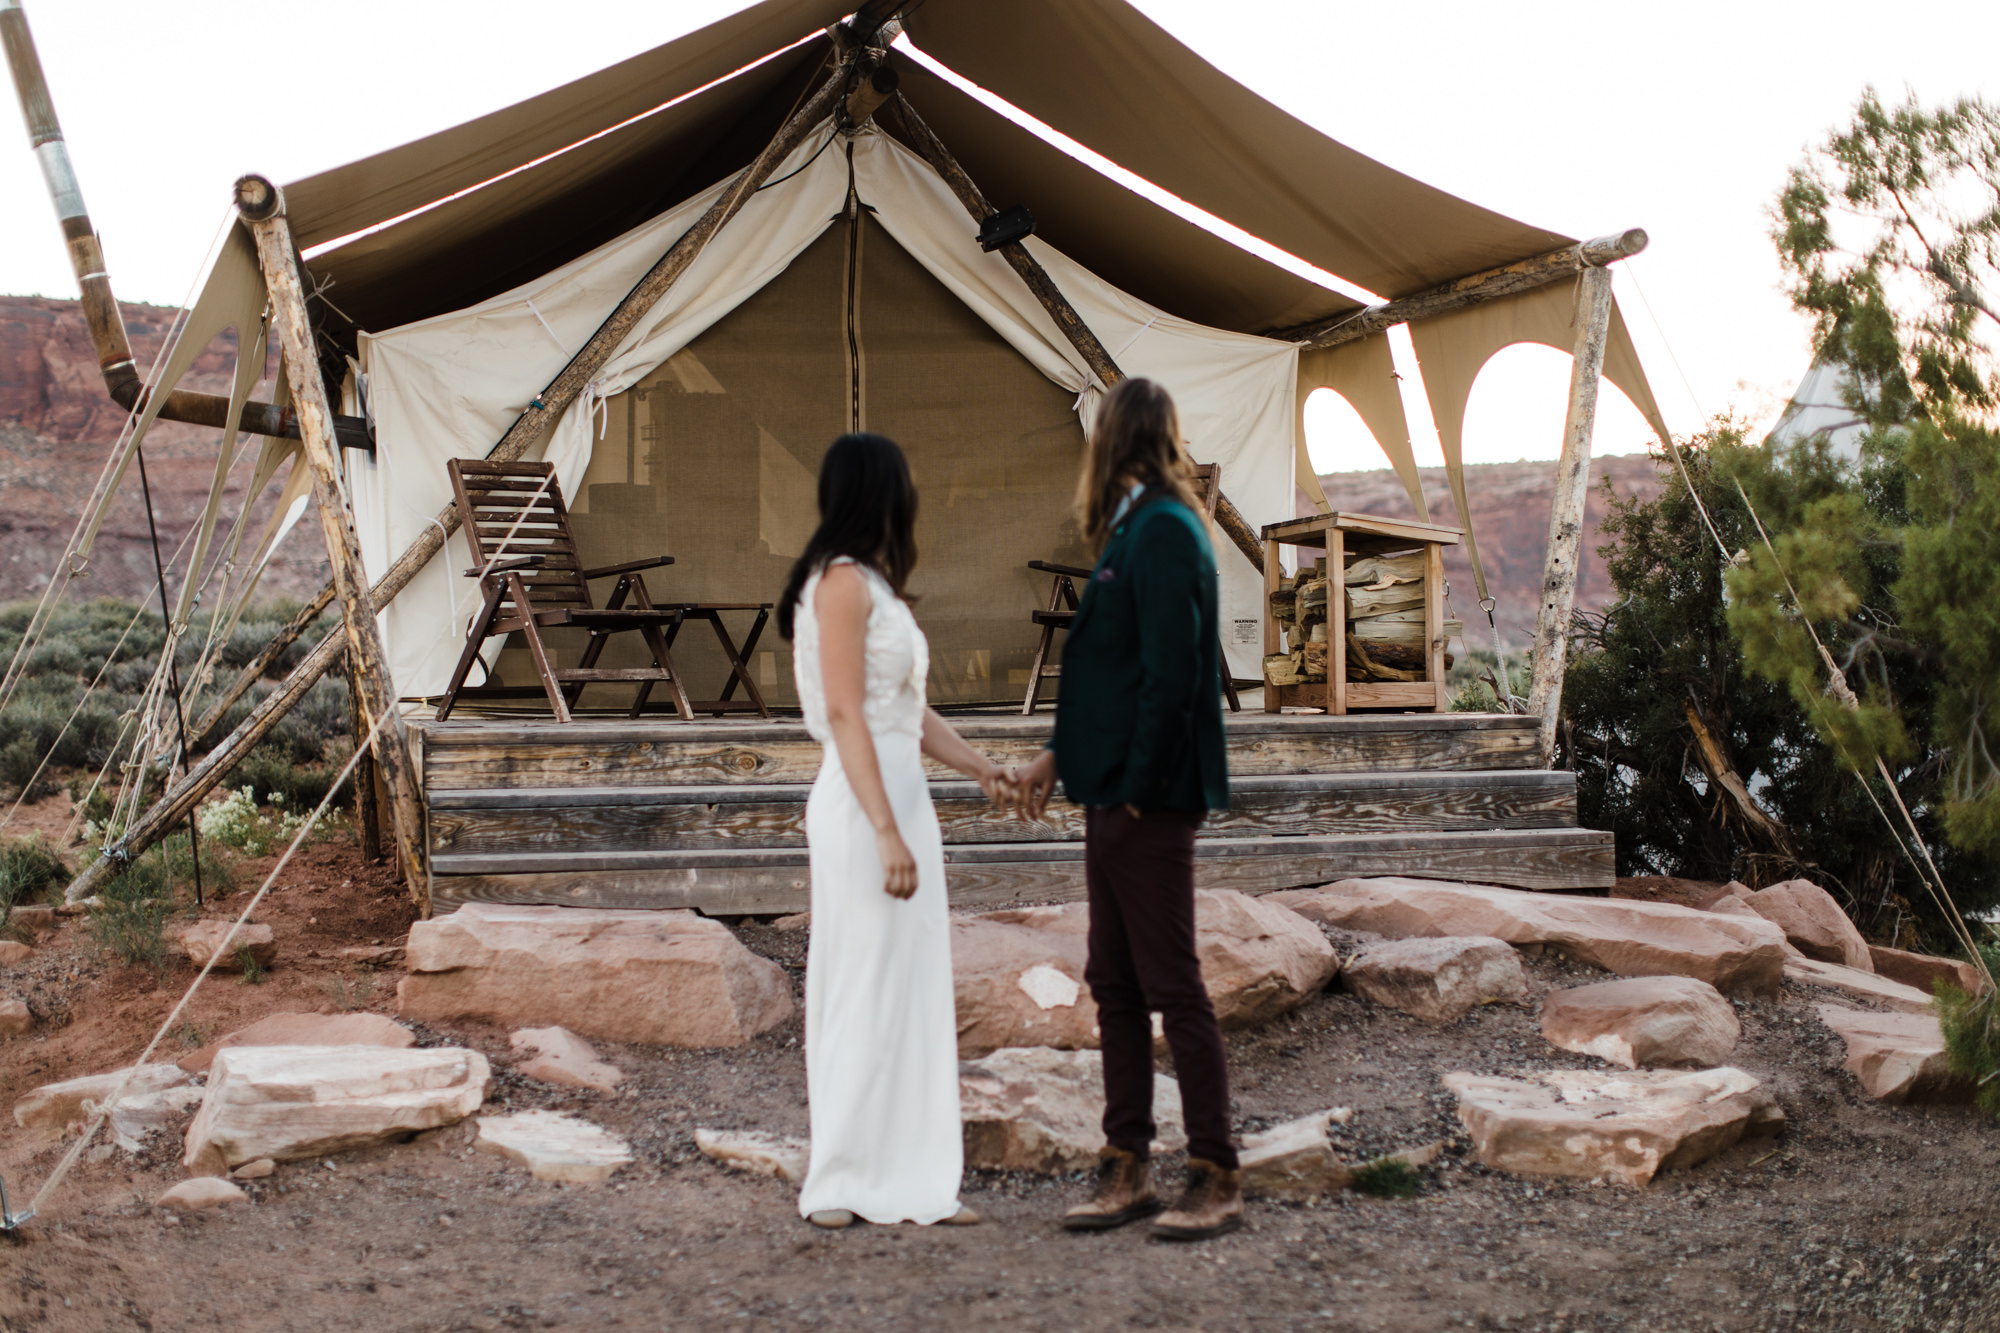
{"left": 0, "top": 1171, "right": 34, "bottom": 1231}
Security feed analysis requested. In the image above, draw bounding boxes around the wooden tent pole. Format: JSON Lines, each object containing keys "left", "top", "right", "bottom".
{"left": 233, "top": 173, "right": 430, "bottom": 905}
{"left": 1525, "top": 264, "right": 1613, "bottom": 766}
{"left": 881, "top": 91, "right": 1266, "bottom": 574}
{"left": 1277, "top": 230, "right": 1648, "bottom": 352}
{"left": 64, "top": 46, "right": 870, "bottom": 906}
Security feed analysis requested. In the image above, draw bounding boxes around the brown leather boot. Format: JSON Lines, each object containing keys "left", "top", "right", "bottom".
{"left": 1149, "top": 1158, "right": 1243, "bottom": 1241}
{"left": 1061, "top": 1147, "right": 1161, "bottom": 1231}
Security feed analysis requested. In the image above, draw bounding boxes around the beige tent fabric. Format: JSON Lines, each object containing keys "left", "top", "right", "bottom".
{"left": 888, "top": 61, "right": 1361, "bottom": 336}
{"left": 357, "top": 123, "right": 1296, "bottom": 697}
{"left": 903, "top": 0, "right": 1569, "bottom": 302}
{"left": 1409, "top": 281, "right": 1674, "bottom": 602}
{"left": 284, "top": 0, "right": 850, "bottom": 249}
{"left": 303, "top": 47, "right": 824, "bottom": 334}
{"left": 1296, "top": 338, "right": 1427, "bottom": 521}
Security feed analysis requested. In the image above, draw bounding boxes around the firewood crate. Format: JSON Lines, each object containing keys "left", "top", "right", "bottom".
{"left": 1261, "top": 512, "right": 1464, "bottom": 715}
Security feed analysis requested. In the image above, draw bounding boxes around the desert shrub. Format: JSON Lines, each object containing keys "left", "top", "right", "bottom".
{"left": 1349, "top": 1157, "right": 1421, "bottom": 1200}
{"left": 0, "top": 835, "right": 68, "bottom": 920}
{"left": 89, "top": 830, "right": 234, "bottom": 973}
{"left": 1936, "top": 937, "right": 2000, "bottom": 1117}
{"left": 1449, "top": 646, "right": 1529, "bottom": 712}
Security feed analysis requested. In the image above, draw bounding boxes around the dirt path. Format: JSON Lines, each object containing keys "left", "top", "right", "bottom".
{"left": 2, "top": 837, "right": 1996, "bottom": 1332}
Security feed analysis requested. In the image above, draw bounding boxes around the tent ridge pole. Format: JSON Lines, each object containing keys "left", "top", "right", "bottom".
{"left": 1281, "top": 229, "right": 1648, "bottom": 352}
{"left": 880, "top": 90, "right": 1265, "bottom": 574}
{"left": 1525, "top": 264, "right": 1614, "bottom": 767}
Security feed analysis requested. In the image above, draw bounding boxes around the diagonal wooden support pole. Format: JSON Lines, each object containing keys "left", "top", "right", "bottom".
{"left": 65, "top": 42, "right": 869, "bottom": 908}
{"left": 880, "top": 91, "right": 1266, "bottom": 575}
{"left": 1525, "top": 263, "right": 1614, "bottom": 766}
{"left": 234, "top": 173, "right": 429, "bottom": 905}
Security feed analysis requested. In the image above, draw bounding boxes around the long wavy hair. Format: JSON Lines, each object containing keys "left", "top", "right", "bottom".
{"left": 1075, "top": 377, "right": 1199, "bottom": 551}
{"left": 777, "top": 432, "right": 920, "bottom": 640}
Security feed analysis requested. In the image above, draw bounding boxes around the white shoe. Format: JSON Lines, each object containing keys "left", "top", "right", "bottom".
{"left": 808, "top": 1209, "right": 856, "bottom": 1229}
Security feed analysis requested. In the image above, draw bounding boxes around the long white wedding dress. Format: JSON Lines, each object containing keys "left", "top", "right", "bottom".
{"left": 793, "top": 557, "right": 964, "bottom": 1224}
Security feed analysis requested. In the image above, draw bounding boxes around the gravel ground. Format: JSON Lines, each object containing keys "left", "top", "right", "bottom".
{"left": 2, "top": 840, "right": 1996, "bottom": 1332}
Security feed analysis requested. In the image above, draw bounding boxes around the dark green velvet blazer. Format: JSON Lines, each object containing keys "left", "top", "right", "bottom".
{"left": 1050, "top": 487, "right": 1230, "bottom": 813}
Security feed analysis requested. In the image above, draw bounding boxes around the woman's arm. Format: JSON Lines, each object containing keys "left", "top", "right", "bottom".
{"left": 921, "top": 707, "right": 1011, "bottom": 804}
{"left": 816, "top": 564, "right": 919, "bottom": 900}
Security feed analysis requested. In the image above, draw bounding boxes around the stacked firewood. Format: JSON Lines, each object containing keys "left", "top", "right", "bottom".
{"left": 1263, "top": 550, "right": 1459, "bottom": 687}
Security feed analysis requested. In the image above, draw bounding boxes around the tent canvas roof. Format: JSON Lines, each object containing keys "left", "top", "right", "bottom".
{"left": 287, "top": 0, "right": 1572, "bottom": 340}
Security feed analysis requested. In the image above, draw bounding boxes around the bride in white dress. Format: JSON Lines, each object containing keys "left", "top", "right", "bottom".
{"left": 777, "top": 433, "right": 1011, "bottom": 1229}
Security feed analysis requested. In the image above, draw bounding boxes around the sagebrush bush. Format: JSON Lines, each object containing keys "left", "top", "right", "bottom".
{"left": 0, "top": 835, "right": 68, "bottom": 919}
{"left": 1937, "top": 938, "right": 2000, "bottom": 1118}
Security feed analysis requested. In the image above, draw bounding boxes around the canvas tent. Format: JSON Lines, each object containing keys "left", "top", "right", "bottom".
{"left": 242, "top": 0, "right": 1671, "bottom": 707}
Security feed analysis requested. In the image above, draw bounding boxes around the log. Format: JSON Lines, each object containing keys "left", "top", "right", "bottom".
{"left": 1526, "top": 265, "right": 1614, "bottom": 765}
{"left": 236, "top": 174, "right": 428, "bottom": 906}
{"left": 1278, "top": 230, "right": 1648, "bottom": 351}
{"left": 1343, "top": 550, "right": 1425, "bottom": 587}
{"left": 63, "top": 54, "right": 867, "bottom": 907}
{"left": 1346, "top": 584, "right": 1426, "bottom": 619}
{"left": 879, "top": 91, "right": 1267, "bottom": 575}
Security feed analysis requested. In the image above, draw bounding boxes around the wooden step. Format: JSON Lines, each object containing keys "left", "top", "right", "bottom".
{"left": 430, "top": 826, "right": 1615, "bottom": 915}
{"left": 427, "top": 769, "right": 1577, "bottom": 856}
{"left": 415, "top": 710, "right": 1541, "bottom": 789}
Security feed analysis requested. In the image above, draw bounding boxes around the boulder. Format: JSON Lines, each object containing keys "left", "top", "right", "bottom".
{"left": 958, "top": 1046, "right": 1185, "bottom": 1172}
{"left": 1443, "top": 1067, "right": 1784, "bottom": 1186}
{"left": 1784, "top": 957, "right": 1932, "bottom": 1013}
{"left": 176, "top": 920, "right": 277, "bottom": 971}
{"left": 0, "top": 940, "right": 34, "bottom": 965}
{"left": 695, "top": 1128, "right": 810, "bottom": 1184}
{"left": 950, "top": 907, "right": 1094, "bottom": 1054}
{"left": 1816, "top": 1004, "right": 1972, "bottom": 1105}
{"left": 231, "top": 1158, "right": 276, "bottom": 1180}
{"left": 475, "top": 1110, "right": 632, "bottom": 1184}
{"left": 398, "top": 904, "right": 792, "bottom": 1048}
{"left": 15, "top": 1063, "right": 191, "bottom": 1137}
{"left": 109, "top": 1085, "right": 206, "bottom": 1152}
{"left": 1342, "top": 936, "right": 1527, "bottom": 1023}
{"left": 1540, "top": 975, "right": 1740, "bottom": 1069}
{"left": 951, "top": 892, "right": 1337, "bottom": 1055}
{"left": 183, "top": 1045, "right": 490, "bottom": 1174}
{"left": 157, "top": 1177, "right": 248, "bottom": 1211}
{"left": 510, "top": 1026, "right": 623, "bottom": 1093}
{"left": 178, "top": 1011, "right": 417, "bottom": 1074}
{"left": 1240, "top": 1111, "right": 1351, "bottom": 1198}
{"left": 1868, "top": 945, "right": 1991, "bottom": 998}
{"left": 1745, "top": 880, "right": 1871, "bottom": 970}
{"left": 0, "top": 997, "right": 30, "bottom": 1036}
{"left": 1270, "top": 878, "right": 1786, "bottom": 997}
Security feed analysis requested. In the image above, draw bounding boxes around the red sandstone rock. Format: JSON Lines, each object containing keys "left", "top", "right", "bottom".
{"left": 1867, "top": 945, "right": 1990, "bottom": 998}
{"left": 511, "top": 1025, "right": 624, "bottom": 1093}
{"left": 1541, "top": 975, "right": 1740, "bottom": 1069}
{"left": 1271, "top": 878, "right": 1786, "bottom": 997}
{"left": 176, "top": 920, "right": 277, "bottom": 971}
{"left": 1744, "top": 880, "right": 1871, "bottom": 970}
{"left": 398, "top": 904, "right": 792, "bottom": 1048}
{"left": 1342, "top": 936, "right": 1527, "bottom": 1024}
{"left": 1816, "top": 1004, "right": 1971, "bottom": 1104}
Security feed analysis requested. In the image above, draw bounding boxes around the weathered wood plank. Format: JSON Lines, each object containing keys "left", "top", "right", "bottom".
{"left": 427, "top": 770, "right": 1578, "bottom": 855}
{"left": 430, "top": 827, "right": 1615, "bottom": 914}
{"left": 416, "top": 712, "right": 1544, "bottom": 788}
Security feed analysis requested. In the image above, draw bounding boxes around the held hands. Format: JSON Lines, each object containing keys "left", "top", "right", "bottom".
{"left": 1003, "top": 750, "right": 1057, "bottom": 823}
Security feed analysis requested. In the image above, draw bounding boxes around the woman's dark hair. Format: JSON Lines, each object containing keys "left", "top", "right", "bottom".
{"left": 777, "top": 432, "right": 920, "bottom": 640}
{"left": 1076, "top": 377, "right": 1199, "bottom": 551}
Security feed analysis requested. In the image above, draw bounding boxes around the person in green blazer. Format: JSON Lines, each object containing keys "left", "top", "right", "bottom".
{"left": 1012, "top": 377, "right": 1241, "bottom": 1241}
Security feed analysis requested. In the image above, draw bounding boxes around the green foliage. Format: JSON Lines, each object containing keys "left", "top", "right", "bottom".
{"left": 1562, "top": 427, "right": 1999, "bottom": 946}
{"left": 1772, "top": 89, "right": 2000, "bottom": 426}
{"left": 0, "top": 835, "right": 68, "bottom": 921}
{"left": 1935, "top": 937, "right": 2000, "bottom": 1117}
{"left": 1349, "top": 1157, "right": 1420, "bottom": 1200}
{"left": 1448, "top": 646, "right": 1529, "bottom": 713}
{"left": 88, "top": 831, "right": 234, "bottom": 975}
{"left": 197, "top": 784, "right": 316, "bottom": 857}
{"left": 235, "top": 941, "right": 266, "bottom": 985}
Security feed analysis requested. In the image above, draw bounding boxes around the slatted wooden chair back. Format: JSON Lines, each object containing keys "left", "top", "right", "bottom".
{"left": 449, "top": 459, "right": 592, "bottom": 617}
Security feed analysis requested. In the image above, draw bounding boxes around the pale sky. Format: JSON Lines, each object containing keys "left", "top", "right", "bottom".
{"left": 2, "top": 0, "right": 1993, "bottom": 470}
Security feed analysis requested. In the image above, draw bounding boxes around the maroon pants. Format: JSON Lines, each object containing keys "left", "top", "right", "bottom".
{"left": 1083, "top": 805, "right": 1238, "bottom": 1170}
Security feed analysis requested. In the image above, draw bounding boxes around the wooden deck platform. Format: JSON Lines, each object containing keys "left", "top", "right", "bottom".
{"left": 414, "top": 710, "right": 1614, "bottom": 914}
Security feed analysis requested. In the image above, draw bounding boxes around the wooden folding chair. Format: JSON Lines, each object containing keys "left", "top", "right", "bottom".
{"left": 436, "top": 459, "right": 694, "bottom": 722}
{"left": 1019, "top": 462, "right": 1241, "bottom": 715}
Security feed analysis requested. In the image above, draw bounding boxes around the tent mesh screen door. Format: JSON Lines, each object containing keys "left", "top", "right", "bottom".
{"left": 493, "top": 212, "right": 1090, "bottom": 709}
